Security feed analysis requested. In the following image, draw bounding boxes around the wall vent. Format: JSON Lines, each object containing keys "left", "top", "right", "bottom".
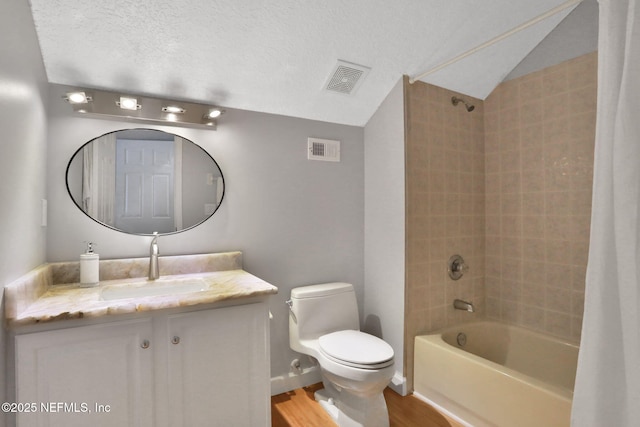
{"left": 308, "top": 138, "right": 340, "bottom": 162}
{"left": 324, "top": 60, "right": 370, "bottom": 95}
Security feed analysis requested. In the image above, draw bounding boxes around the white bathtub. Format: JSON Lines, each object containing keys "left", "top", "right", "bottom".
{"left": 414, "top": 321, "right": 578, "bottom": 427}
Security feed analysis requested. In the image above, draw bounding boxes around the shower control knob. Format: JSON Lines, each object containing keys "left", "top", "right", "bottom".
{"left": 448, "top": 254, "right": 469, "bottom": 280}
{"left": 172, "top": 336, "right": 180, "bottom": 345}
{"left": 141, "top": 340, "right": 150, "bottom": 349}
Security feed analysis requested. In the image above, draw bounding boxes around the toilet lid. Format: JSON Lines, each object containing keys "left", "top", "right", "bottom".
{"left": 319, "top": 330, "right": 394, "bottom": 368}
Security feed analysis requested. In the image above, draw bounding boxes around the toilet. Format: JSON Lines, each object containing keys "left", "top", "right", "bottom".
{"left": 288, "top": 282, "right": 395, "bottom": 427}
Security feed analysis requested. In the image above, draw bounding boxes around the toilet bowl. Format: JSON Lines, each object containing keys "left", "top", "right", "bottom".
{"left": 288, "top": 283, "right": 395, "bottom": 427}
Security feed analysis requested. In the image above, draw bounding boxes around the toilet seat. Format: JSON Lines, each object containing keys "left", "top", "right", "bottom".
{"left": 319, "top": 330, "right": 394, "bottom": 369}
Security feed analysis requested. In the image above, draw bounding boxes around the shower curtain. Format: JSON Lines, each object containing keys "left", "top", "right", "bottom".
{"left": 571, "top": 1, "right": 640, "bottom": 426}
{"left": 82, "top": 132, "right": 116, "bottom": 224}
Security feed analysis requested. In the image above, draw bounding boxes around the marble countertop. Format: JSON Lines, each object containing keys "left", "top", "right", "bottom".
{"left": 8, "top": 270, "right": 277, "bottom": 327}
{"left": 4, "top": 252, "right": 278, "bottom": 328}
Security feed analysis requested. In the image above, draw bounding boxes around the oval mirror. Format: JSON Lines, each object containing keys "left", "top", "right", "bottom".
{"left": 66, "top": 128, "right": 224, "bottom": 235}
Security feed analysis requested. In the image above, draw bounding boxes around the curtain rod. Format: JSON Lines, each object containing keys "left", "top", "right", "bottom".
{"left": 408, "top": 0, "right": 584, "bottom": 84}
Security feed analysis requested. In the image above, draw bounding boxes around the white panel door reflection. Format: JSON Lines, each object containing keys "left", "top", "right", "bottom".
{"left": 115, "top": 139, "right": 175, "bottom": 234}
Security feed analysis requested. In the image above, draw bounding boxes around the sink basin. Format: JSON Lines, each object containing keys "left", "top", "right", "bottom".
{"left": 100, "top": 278, "right": 208, "bottom": 301}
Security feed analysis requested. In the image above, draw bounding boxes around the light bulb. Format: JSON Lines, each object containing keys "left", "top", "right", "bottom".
{"left": 118, "top": 97, "right": 138, "bottom": 110}
{"left": 208, "top": 108, "right": 222, "bottom": 118}
{"left": 66, "top": 92, "right": 88, "bottom": 104}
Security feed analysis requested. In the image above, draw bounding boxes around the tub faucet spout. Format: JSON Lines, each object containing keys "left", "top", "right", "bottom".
{"left": 148, "top": 232, "right": 159, "bottom": 280}
{"left": 453, "top": 299, "right": 474, "bottom": 312}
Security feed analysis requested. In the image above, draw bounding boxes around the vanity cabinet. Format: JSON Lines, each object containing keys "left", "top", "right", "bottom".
{"left": 16, "top": 318, "right": 154, "bottom": 427}
{"left": 15, "top": 302, "right": 270, "bottom": 427}
{"left": 161, "top": 303, "right": 271, "bottom": 427}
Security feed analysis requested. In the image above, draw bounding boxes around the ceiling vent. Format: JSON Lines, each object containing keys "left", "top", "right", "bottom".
{"left": 324, "top": 60, "right": 370, "bottom": 95}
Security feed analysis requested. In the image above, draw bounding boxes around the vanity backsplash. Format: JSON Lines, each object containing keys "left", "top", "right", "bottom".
{"left": 50, "top": 251, "right": 243, "bottom": 284}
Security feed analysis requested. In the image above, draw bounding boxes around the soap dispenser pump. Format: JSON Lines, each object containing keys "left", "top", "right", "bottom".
{"left": 80, "top": 242, "right": 99, "bottom": 287}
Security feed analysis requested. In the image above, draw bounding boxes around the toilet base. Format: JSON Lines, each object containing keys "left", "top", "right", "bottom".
{"left": 314, "top": 384, "right": 390, "bottom": 427}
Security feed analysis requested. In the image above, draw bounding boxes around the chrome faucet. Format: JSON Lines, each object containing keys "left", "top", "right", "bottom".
{"left": 453, "top": 299, "right": 475, "bottom": 313}
{"left": 148, "top": 232, "right": 159, "bottom": 280}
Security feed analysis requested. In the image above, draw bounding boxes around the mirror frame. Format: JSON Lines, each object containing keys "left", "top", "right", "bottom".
{"left": 65, "top": 128, "right": 225, "bottom": 236}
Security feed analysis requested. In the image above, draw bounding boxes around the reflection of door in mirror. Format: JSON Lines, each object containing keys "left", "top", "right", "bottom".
{"left": 69, "top": 129, "right": 224, "bottom": 235}
{"left": 114, "top": 139, "right": 176, "bottom": 234}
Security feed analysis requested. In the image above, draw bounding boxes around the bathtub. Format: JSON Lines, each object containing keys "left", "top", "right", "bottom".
{"left": 413, "top": 321, "right": 578, "bottom": 427}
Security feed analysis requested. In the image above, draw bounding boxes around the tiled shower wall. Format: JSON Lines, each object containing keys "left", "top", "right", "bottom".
{"left": 403, "top": 52, "right": 596, "bottom": 388}
{"left": 483, "top": 52, "right": 596, "bottom": 342}
{"left": 404, "top": 77, "right": 486, "bottom": 388}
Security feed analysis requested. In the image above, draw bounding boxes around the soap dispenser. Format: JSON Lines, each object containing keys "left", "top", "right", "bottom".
{"left": 80, "top": 242, "right": 99, "bottom": 287}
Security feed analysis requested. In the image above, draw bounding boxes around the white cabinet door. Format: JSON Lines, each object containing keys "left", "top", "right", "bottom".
{"left": 15, "top": 318, "right": 154, "bottom": 427}
{"left": 165, "top": 303, "right": 271, "bottom": 427}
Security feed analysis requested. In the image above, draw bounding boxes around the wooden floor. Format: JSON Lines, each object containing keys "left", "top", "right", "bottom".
{"left": 272, "top": 383, "right": 464, "bottom": 427}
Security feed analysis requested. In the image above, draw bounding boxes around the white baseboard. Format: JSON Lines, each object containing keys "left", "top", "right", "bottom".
{"left": 271, "top": 365, "right": 322, "bottom": 396}
{"left": 387, "top": 371, "right": 408, "bottom": 396}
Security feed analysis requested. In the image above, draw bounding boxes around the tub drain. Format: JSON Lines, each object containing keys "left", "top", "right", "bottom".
{"left": 456, "top": 332, "right": 467, "bottom": 347}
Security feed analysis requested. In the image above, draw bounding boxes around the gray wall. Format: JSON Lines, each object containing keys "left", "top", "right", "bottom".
{"left": 181, "top": 139, "right": 221, "bottom": 228}
{"left": 363, "top": 79, "right": 407, "bottom": 393}
{"left": 0, "top": 1, "right": 50, "bottom": 426}
{"left": 506, "top": 0, "right": 598, "bottom": 81}
{"left": 45, "top": 85, "right": 364, "bottom": 388}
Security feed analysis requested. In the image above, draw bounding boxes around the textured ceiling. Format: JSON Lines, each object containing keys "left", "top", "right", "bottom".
{"left": 29, "top": 0, "right": 589, "bottom": 126}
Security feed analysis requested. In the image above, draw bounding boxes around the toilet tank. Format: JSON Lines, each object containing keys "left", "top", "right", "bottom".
{"left": 289, "top": 283, "right": 360, "bottom": 346}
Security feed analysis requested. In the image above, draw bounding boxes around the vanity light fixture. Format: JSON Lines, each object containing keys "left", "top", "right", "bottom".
{"left": 116, "top": 96, "right": 141, "bottom": 111}
{"left": 59, "top": 84, "right": 221, "bottom": 129}
{"left": 64, "top": 91, "right": 92, "bottom": 104}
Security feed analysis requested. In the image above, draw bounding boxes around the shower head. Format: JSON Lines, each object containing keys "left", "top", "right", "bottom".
{"left": 451, "top": 96, "right": 475, "bottom": 112}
